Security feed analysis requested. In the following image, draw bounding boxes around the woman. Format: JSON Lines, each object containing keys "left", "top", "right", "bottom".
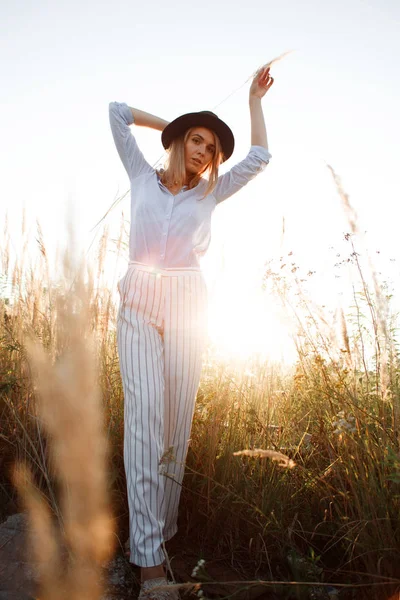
{"left": 109, "top": 65, "right": 274, "bottom": 600}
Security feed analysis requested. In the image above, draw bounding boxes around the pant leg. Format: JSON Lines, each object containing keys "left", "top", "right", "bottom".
{"left": 161, "top": 272, "right": 208, "bottom": 541}
{"left": 117, "top": 267, "right": 166, "bottom": 567}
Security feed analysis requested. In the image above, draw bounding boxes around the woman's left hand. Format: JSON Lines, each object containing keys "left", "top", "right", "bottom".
{"left": 249, "top": 66, "right": 274, "bottom": 99}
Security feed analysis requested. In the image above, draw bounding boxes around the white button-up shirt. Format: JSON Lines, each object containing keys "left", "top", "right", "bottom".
{"left": 109, "top": 102, "right": 271, "bottom": 269}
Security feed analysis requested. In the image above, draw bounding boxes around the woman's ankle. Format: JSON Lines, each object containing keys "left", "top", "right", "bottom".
{"left": 140, "top": 563, "right": 166, "bottom": 583}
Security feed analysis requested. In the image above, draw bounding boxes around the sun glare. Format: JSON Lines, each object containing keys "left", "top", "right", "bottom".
{"left": 206, "top": 277, "right": 297, "bottom": 364}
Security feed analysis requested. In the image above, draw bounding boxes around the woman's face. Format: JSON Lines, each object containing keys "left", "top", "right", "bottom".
{"left": 184, "top": 127, "right": 216, "bottom": 176}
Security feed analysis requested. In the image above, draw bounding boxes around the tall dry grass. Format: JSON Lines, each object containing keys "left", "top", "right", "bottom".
{"left": 1, "top": 169, "right": 400, "bottom": 599}
{"left": 1, "top": 221, "right": 116, "bottom": 599}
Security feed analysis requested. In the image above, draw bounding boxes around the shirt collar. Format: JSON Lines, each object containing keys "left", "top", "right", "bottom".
{"left": 156, "top": 169, "right": 188, "bottom": 191}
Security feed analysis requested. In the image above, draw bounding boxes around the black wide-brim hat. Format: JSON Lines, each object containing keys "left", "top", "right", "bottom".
{"left": 161, "top": 111, "right": 235, "bottom": 163}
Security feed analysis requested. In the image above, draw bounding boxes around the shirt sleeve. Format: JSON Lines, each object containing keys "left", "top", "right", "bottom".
{"left": 213, "top": 145, "right": 272, "bottom": 204}
{"left": 109, "top": 101, "right": 154, "bottom": 181}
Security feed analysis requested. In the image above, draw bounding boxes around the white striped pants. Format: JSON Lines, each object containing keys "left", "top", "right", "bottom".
{"left": 117, "top": 261, "right": 208, "bottom": 567}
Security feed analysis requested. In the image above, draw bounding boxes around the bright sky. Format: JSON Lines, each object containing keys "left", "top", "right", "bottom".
{"left": 1, "top": 0, "right": 399, "bottom": 362}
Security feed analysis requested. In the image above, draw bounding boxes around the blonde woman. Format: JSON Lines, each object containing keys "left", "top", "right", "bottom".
{"left": 109, "top": 65, "right": 274, "bottom": 600}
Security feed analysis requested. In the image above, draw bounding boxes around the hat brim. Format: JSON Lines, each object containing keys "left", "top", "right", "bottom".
{"left": 161, "top": 112, "right": 234, "bottom": 163}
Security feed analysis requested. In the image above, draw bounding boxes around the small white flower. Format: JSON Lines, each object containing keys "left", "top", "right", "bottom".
{"left": 191, "top": 558, "right": 205, "bottom": 578}
{"left": 333, "top": 411, "right": 356, "bottom": 435}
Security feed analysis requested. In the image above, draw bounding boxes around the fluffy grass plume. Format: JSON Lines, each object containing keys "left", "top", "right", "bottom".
{"left": 233, "top": 448, "right": 296, "bottom": 469}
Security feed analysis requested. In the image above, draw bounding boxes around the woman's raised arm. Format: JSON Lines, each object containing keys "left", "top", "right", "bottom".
{"left": 249, "top": 66, "right": 274, "bottom": 150}
{"left": 211, "top": 66, "right": 274, "bottom": 204}
{"left": 109, "top": 101, "right": 157, "bottom": 181}
{"left": 129, "top": 107, "right": 170, "bottom": 131}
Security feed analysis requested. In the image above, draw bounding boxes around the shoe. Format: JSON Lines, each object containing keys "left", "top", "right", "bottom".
{"left": 138, "top": 576, "right": 180, "bottom": 599}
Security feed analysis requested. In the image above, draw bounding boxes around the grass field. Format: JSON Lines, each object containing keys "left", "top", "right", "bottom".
{"left": 1, "top": 196, "right": 400, "bottom": 599}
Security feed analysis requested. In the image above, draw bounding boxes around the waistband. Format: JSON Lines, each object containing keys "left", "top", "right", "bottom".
{"left": 128, "top": 261, "right": 202, "bottom": 276}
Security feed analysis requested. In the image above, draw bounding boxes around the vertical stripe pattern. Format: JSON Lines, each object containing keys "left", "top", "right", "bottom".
{"left": 117, "top": 262, "right": 207, "bottom": 567}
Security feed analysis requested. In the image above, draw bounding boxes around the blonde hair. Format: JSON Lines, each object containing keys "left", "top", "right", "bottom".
{"left": 160, "top": 127, "right": 223, "bottom": 199}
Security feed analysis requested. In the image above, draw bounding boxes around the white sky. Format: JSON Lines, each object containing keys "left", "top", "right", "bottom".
{"left": 1, "top": 0, "right": 400, "bottom": 361}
